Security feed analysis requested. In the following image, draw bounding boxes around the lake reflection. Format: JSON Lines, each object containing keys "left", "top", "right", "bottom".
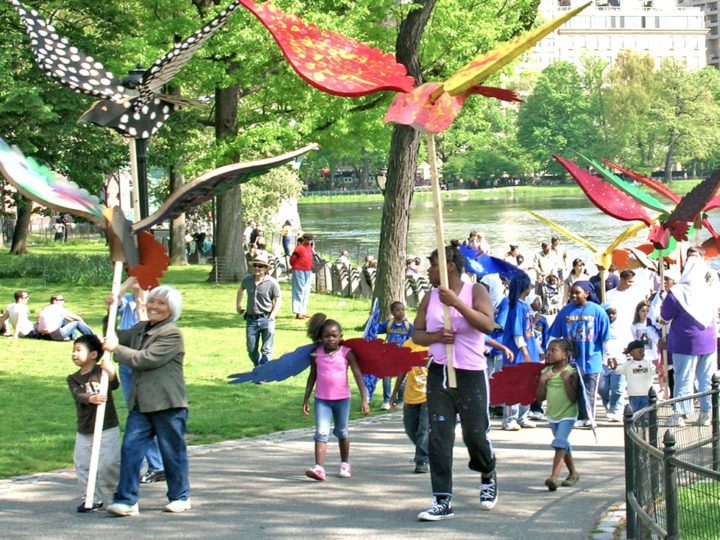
{"left": 299, "top": 195, "right": 720, "bottom": 271}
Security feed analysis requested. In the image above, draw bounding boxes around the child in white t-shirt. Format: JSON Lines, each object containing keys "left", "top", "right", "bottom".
{"left": 608, "top": 340, "right": 656, "bottom": 413}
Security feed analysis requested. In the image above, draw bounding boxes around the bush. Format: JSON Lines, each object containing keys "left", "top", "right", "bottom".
{"left": 0, "top": 254, "right": 112, "bottom": 285}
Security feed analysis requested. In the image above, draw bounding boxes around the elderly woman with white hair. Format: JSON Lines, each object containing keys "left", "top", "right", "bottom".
{"left": 103, "top": 285, "right": 190, "bottom": 516}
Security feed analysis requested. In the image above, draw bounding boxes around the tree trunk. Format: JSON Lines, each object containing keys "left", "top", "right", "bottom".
{"left": 169, "top": 165, "right": 188, "bottom": 266}
{"left": 10, "top": 197, "right": 31, "bottom": 255}
{"left": 374, "top": 0, "right": 436, "bottom": 318}
{"left": 211, "top": 78, "right": 246, "bottom": 282}
{"left": 664, "top": 133, "right": 676, "bottom": 184}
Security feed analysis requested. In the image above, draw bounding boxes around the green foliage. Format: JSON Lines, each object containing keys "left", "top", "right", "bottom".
{"left": 241, "top": 167, "right": 304, "bottom": 229}
{"left": 0, "top": 253, "right": 112, "bottom": 285}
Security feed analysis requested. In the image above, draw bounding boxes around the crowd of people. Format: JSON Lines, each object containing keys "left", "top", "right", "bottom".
{"left": 4, "top": 221, "right": 719, "bottom": 522}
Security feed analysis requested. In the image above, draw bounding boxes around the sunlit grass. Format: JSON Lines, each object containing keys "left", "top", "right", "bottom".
{"left": 0, "top": 243, "right": 398, "bottom": 478}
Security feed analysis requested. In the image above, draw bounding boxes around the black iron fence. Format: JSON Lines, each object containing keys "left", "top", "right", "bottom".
{"left": 624, "top": 374, "right": 720, "bottom": 539}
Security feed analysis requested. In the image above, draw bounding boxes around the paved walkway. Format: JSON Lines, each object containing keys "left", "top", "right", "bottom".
{"left": 0, "top": 412, "right": 626, "bottom": 539}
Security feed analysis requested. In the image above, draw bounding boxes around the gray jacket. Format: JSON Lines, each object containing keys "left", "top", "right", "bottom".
{"left": 115, "top": 318, "right": 187, "bottom": 413}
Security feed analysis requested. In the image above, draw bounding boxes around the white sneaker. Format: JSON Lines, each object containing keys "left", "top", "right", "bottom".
{"left": 574, "top": 420, "right": 586, "bottom": 429}
{"left": 379, "top": 402, "right": 391, "bottom": 410}
{"left": 338, "top": 462, "right": 352, "bottom": 478}
{"left": 502, "top": 420, "right": 520, "bottom": 431}
{"left": 697, "top": 413, "right": 711, "bottom": 427}
{"left": 107, "top": 502, "right": 139, "bottom": 517}
{"left": 528, "top": 411, "right": 544, "bottom": 421}
{"left": 606, "top": 413, "right": 621, "bottom": 423}
{"left": 518, "top": 418, "right": 536, "bottom": 429}
{"left": 164, "top": 499, "right": 192, "bottom": 513}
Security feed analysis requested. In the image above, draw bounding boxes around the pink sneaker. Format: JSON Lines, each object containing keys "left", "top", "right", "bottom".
{"left": 338, "top": 462, "right": 352, "bottom": 478}
{"left": 305, "top": 464, "right": 326, "bottom": 481}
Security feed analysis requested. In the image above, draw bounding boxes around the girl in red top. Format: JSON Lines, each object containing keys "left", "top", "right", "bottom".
{"left": 289, "top": 234, "right": 314, "bottom": 319}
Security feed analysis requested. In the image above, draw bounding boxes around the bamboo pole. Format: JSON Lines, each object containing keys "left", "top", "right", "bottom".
{"left": 426, "top": 134, "right": 456, "bottom": 388}
{"left": 128, "top": 139, "right": 141, "bottom": 222}
{"left": 84, "top": 259, "right": 124, "bottom": 509}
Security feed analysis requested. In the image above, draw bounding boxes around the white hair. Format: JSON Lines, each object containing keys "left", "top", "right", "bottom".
{"left": 148, "top": 285, "right": 182, "bottom": 322}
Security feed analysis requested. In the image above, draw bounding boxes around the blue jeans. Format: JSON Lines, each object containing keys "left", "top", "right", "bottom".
{"left": 114, "top": 408, "right": 190, "bottom": 505}
{"left": 629, "top": 395, "right": 650, "bottom": 413}
{"left": 292, "top": 270, "right": 312, "bottom": 315}
{"left": 118, "top": 365, "right": 164, "bottom": 472}
{"left": 549, "top": 418, "right": 575, "bottom": 452}
{"left": 673, "top": 352, "right": 717, "bottom": 415}
{"left": 576, "top": 371, "right": 600, "bottom": 423}
{"left": 403, "top": 402, "right": 429, "bottom": 465}
{"left": 598, "top": 365, "right": 626, "bottom": 415}
{"left": 504, "top": 404, "right": 529, "bottom": 424}
{"left": 313, "top": 398, "right": 350, "bottom": 442}
{"left": 246, "top": 316, "right": 275, "bottom": 367}
{"left": 60, "top": 320, "right": 93, "bottom": 340}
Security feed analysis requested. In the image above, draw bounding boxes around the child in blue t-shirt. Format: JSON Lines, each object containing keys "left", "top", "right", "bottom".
{"left": 375, "top": 301, "right": 413, "bottom": 409}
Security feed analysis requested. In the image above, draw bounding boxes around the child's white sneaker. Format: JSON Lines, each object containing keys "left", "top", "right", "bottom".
{"left": 164, "top": 499, "right": 192, "bottom": 513}
{"left": 338, "top": 462, "right": 352, "bottom": 478}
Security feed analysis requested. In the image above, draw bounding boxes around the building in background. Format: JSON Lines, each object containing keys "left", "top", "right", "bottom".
{"left": 678, "top": 0, "right": 720, "bottom": 67}
{"left": 523, "top": 0, "right": 707, "bottom": 70}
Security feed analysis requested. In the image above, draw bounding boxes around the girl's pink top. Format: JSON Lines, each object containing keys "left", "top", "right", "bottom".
{"left": 427, "top": 282, "right": 487, "bottom": 371}
{"left": 314, "top": 345, "right": 352, "bottom": 400}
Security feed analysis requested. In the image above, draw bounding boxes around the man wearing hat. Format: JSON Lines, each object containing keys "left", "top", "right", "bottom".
{"left": 236, "top": 252, "right": 282, "bottom": 367}
{"left": 648, "top": 267, "right": 679, "bottom": 325}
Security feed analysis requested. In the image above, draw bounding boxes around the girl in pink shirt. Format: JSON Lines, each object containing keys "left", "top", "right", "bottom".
{"left": 302, "top": 314, "right": 369, "bottom": 481}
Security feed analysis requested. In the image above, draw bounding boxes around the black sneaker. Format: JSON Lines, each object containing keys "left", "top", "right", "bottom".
{"left": 77, "top": 501, "right": 103, "bottom": 513}
{"left": 140, "top": 470, "right": 165, "bottom": 484}
{"left": 414, "top": 462, "right": 429, "bottom": 474}
{"left": 479, "top": 471, "right": 498, "bottom": 510}
{"left": 418, "top": 497, "right": 454, "bottom": 521}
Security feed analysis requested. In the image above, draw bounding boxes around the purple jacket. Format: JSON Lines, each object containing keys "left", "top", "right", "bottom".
{"left": 661, "top": 292, "right": 717, "bottom": 356}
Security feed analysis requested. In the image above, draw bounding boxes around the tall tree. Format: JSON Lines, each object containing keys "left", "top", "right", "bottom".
{"left": 517, "top": 61, "right": 596, "bottom": 173}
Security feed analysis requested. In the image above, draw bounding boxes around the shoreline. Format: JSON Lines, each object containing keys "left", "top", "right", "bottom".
{"left": 299, "top": 179, "right": 702, "bottom": 204}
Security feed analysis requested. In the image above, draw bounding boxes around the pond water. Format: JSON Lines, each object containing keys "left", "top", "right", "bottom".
{"left": 299, "top": 195, "right": 720, "bottom": 271}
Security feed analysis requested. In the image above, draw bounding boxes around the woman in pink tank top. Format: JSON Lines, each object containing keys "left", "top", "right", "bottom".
{"left": 413, "top": 241, "right": 499, "bottom": 521}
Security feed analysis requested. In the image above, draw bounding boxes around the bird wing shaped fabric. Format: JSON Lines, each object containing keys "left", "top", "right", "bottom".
{"left": 524, "top": 209, "right": 597, "bottom": 253}
{"left": 133, "top": 143, "right": 318, "bottom": 232}
{"left": 0, "top": 138, "right": 106, "bottom": 226}
{"left": 604, "top": 160, "right": 681, "bottom": 205}
{"left": 488, "top": 362, "right": 545, "bottom": 406}
{"left": 10, "top": 0, "right": 126, "bottom": 102}
{"left": 236, "top": 0, "right": 415, "bottom": 97}
{"left": 581, "top": 156, "right": 668, "bottom": 214}
{"left": 343, "top": 338, "right": 428, "bottom": 378}
{"left": 459, "top": 245, "right": 528, "bottom": 280}
{"left": 140, "top": 1, "right": 242, "bottom": 98}
{"left": 666, "top": 172, "right": 720, "bottom": 224}
{"left": 554, "top": 155, "right": 654, "bottom": 226}
{"left": 228, "top": 343, "right": 315, "bottom": 384}
{"left": 441, "top": 3, "right": 590, "bottom": 97}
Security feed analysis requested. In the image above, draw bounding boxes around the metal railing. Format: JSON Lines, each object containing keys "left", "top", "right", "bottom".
{"left": 624, "top": 374, "right": 720, "bottom": 539}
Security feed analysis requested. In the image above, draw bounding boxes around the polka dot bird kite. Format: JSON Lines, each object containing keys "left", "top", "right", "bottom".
{"left": 234, "top": 0, "right": 590, "bottom": 134}
{"left": 10, "top": 0, "right": 241, "bottom": 139}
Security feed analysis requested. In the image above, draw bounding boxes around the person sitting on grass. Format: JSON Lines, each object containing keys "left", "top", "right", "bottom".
{"left": 67, "top": 334, "right": 120, "bottom": 513}
{"left": 536, "top": 338, "right": 580, "bottom": 492}
{"left": 38, "top": 295, "right": 93, "bottom": 341}
{"left": 1, "top": 290, "right": 38, "bottom": 339}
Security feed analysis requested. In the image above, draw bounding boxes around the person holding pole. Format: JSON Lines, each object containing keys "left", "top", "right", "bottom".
{"left": 413, "top": 241, "right": 497, "bottom": 521}
{"left": 104, "top": 285, "right": 190, "bottom": 516}
{"left": 67, "top": 334, "right": 120, "bottom": 513}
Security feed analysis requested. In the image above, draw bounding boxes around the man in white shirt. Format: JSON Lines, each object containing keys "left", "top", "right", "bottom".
{"left": 37, "top": 295, "right": 93, "bottom": 340}
{"left": 606, "top": 270, "right": 648, "bottom": 348}
{"left": 0, "top": 290, "right": 37, "bottom": 339}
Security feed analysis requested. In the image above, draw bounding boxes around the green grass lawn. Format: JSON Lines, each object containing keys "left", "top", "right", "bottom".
{"left": 0, "top": 242, "right": 396, "bottom": 478}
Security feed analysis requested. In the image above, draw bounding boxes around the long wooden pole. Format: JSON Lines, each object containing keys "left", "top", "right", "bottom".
{"left": 84, "top": 259, "right": 124, "bottom": 509}
{"left": 128, "top": 139, "right": 141, "bottom": 222}
{"left": 426, "top": 134, "right": 456, "bottom": 388}
{"left": 658, "top": 255, "right": 670, "bottom": 400}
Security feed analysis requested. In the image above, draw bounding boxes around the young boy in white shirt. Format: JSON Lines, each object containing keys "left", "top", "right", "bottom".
{"left": 608, "top": 340, "right": 656, "bottom": 413}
